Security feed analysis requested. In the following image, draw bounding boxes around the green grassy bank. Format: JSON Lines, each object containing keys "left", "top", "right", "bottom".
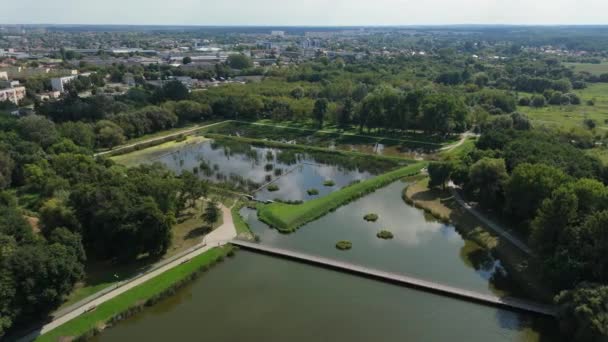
{"left": 258, "top": 162, "right": 427, "bottom": 233}
{"left": 36, "top": 246, "right": 232, "bottom": 342}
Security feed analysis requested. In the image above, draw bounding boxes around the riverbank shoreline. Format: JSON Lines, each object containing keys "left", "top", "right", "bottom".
{"left": 33, "top": 246, "right": 233, "bottom": 342}
{"left": 402, "top": 178, "right": 554, "bottom": 303}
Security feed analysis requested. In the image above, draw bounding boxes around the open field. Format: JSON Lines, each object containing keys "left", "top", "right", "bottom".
{"left": 403, "top": 178, "right": 553, "bottom": 302}
{"left": 564, "top": 62, "right": 608, "bottom": 76}
{"left": 36, "top": 246, "right": 232, "bottom": 342}
{"left": 518, "top": 83, "right": 608, "bottom": 130}
{"left": 258, "top": 162, "right": 427, "bottom": 232}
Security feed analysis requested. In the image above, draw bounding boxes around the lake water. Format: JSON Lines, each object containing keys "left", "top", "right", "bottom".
{"left": 94, "top": 251, "right": 558, "bottom": 342}
{"left": 243, "top": 181, "right": 520, "bottom": 297}
{"left": 153, "top": 139, "right": 395, "bottom": 201}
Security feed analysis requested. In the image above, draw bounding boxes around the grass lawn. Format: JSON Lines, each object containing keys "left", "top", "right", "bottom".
{"left": 564, "top": 62, "right": 608, "bottom": 76}
{"left": 518, "top": 83, "right": 608, "bottom": 130}
{"left": 167, "top": 198, "right": 223, "bottom": 258}
{"left": 110, "top": 135, "right": 209, "bottom": 167}
{"left": 36, "top": 246, "right": 232, "bottom": 342}
{"left": 403, "top": 178, "right": 553, "bottom": 302}
{"left": 231, "top": 201, "right": 254, "bottom": 240}
{"left": 258, "top": 162, "right": 427, "bottom": 232}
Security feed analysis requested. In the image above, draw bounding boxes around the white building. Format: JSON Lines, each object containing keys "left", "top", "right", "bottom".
{"left": 50, "top": 73, "right": 92, "bottom": 93}
{"left": 0, "top": 71, "right": 7, "bottom": 81}
{"left": 0, "top": 86, "right": 26, "bottom": 104}
{"left": 271, "top": 30, "right": 285, "bottom": 37}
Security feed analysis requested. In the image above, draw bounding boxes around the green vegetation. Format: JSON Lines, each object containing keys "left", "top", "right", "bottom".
{"left": 258, "top": 162, "right": 426, "bottom": 232}
{"left": 323, "top": 180, "right": 335, "bottom": 187}
{"left": 36, "top": 246, "right": 231, "bottom": 342}
{"left": 267, "top": 184, "right": 280, "bottom": 192}
{"left": 231, "top": 202, "right": 254, "bottom": 239}
{"left": 564, "top": 62, "right": 608, "bottom": 76}
{"left": 307, "top": 188, "right": 319, "bottom": 196}
{"left": 376, "top": 230, "right": 394, "bottom": 239}
{"left": 335, "top": 241, "right": 352, "bottom": 250}
{"left": 363, "top": 213, "right": 379, "bottom": 222}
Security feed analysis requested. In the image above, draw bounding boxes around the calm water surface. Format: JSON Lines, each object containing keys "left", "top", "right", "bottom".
{"left": 94, "top": 251, "right": 558, "bottom": 342}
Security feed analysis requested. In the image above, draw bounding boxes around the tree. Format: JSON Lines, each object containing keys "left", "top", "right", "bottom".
{"left": 338, "top": 98, "right": 353, "bottom": 129}
{"left": 421, "top": 93, "right": 468, "bottom": 134}
{"left": 505, "top": 163, "right": 568, "bottom": 224}
{"left": 556, "top": 283, "right": 608, "bottom": 342}
{"left": 227, "top": 54, "right": 253, "bottom": 69}
{"left": 172, "top": 100, "right": 212, "bottom": 123}
{"left": 0, "top": 151, "right": 14, "bottom": 190}
{"left": 161, "top": 80, "right": 189, "bottom": 102}
{"left": 18, "top": 115, "right": 59, "bottom": 148}
{"left": 95, "top": 120, "right": 125, "bottom": 148}
{"left": 428, "top": 162, "right": 453, "bottom": 190}
{"left": 178, "top": 171, "right": 208, "bottom": 212}
{"left": 313, "top": 98, "right": 328, "bottom": 128}
{"left": 59, "top": 121, "right": 96, "bottom": 149}
{"left": 468, "top": 158, "right": 508, "bottom": 207}
{"left": 182, "top": 56, "right": 192, "bottom": 65}
{"left": 201, "top": 201, "right": 220, "bottom": 225}
{"left": 39, "top": 198, "right": 82, "bottom": 235}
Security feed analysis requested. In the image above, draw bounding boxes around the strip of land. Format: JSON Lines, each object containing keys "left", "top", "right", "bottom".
{"left": 258, "top": 162, "right": 427, "bottom": 232}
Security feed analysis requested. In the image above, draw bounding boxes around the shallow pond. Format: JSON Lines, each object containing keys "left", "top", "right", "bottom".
{"left": 153, "top": 139, "right": 395, "bottom": 201}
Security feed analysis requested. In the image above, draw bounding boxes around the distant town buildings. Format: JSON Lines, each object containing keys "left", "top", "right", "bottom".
{"left": 0, "top": 86, "right": 26, "bottom": 104}
{"left": 271, "top": 31, "right": 285, "bottom": 37}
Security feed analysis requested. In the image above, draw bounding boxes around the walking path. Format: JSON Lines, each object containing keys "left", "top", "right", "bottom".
{"left": 94, "top": 120, "right": 230, "bottom": 157}
{"left": 18, "top": 204, "right": 236, "bottom": 342}
{"left": 232, "top": 240, "right": 555, "bottom": 317}
{"left": 448, "top": 184, "right": 533, "bottom": 255}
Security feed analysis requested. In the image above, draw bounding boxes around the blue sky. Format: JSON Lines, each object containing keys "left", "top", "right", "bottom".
{"left": 2, "top": 0, "right": 607, "bottom": 25}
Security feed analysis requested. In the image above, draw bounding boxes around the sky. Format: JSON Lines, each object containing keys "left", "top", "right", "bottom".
{"left": 2, "top": 0, "right": 608, "bottom": 26}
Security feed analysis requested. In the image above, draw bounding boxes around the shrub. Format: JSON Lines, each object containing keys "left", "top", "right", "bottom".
{"left": 377, "top": 230, "right": 394, "bottom": 239}
{"left": 267, "top": 184, "right": 280, "bottom": 192}
{"left": 323, "top": 179, "right": 335, "bottom": 186}
{"left": 307, "top": 188, "right": 319, "bottom": 196}
{"left": 335, "top": 240, "right": 352, "bottom": 250}
{"left": 363, "top": 213, "right": 379, "bottom": 222}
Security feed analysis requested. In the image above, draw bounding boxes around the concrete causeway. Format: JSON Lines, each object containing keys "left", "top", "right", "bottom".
{"left": 231, "top": 240, "right": 557, "bottom": 317}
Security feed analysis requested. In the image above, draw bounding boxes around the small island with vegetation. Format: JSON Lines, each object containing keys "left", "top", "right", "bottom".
{"left": 323, "top": 179, "right": 336, "bottom": 187}
{"left": 363, "top": 213, "right": 379, "bottom": 222}
{"left": 267, "top": 184, "right": 280, "bottom": 192}
{"left": 335, "top": 240, "right": 353, "bottom": 250}
{"left": 376, "top": 230, "right": 394, "bottom": 239}
{"left": 307, "top": 188, "right": 319, "bottom": 196}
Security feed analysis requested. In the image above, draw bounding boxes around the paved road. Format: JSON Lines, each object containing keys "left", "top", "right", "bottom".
{"left": 232, "top": 240, "right": 555, "bottom": 317}
{"left": 19, "top": 204, "right": 237, "bottom": 342}
{"left": 449, "top": 184, "right": 533, "bottom": 255}
{"left": 94, "top": 120, "right": 230, "bottom": 157}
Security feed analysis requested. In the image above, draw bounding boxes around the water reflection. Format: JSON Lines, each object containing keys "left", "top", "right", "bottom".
{"left": 151, "top": 139, "right": 394, "bottom": 202}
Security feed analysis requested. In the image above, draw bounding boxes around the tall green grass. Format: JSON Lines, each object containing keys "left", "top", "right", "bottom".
{"left": 258, "top": 162, "right": 427, "bottom": 232}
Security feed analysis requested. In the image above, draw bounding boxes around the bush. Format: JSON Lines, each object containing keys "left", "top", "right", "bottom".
{"left": 363, "top": 213, "right": 379, "bottom": 222}
{"left": 323, "top": 179, "right": 335, "bottom": 186}
{"left": 267, "top": 184, "right": 280, "bottom": 192}
{"left": 307, "top": 188, "right": 319, "bottom": 196}
{"left": 376, "top": 230, "right": 394, "bottom": 239}
{"left": 335, "top": 240, "right": 352, "bottom": 250}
